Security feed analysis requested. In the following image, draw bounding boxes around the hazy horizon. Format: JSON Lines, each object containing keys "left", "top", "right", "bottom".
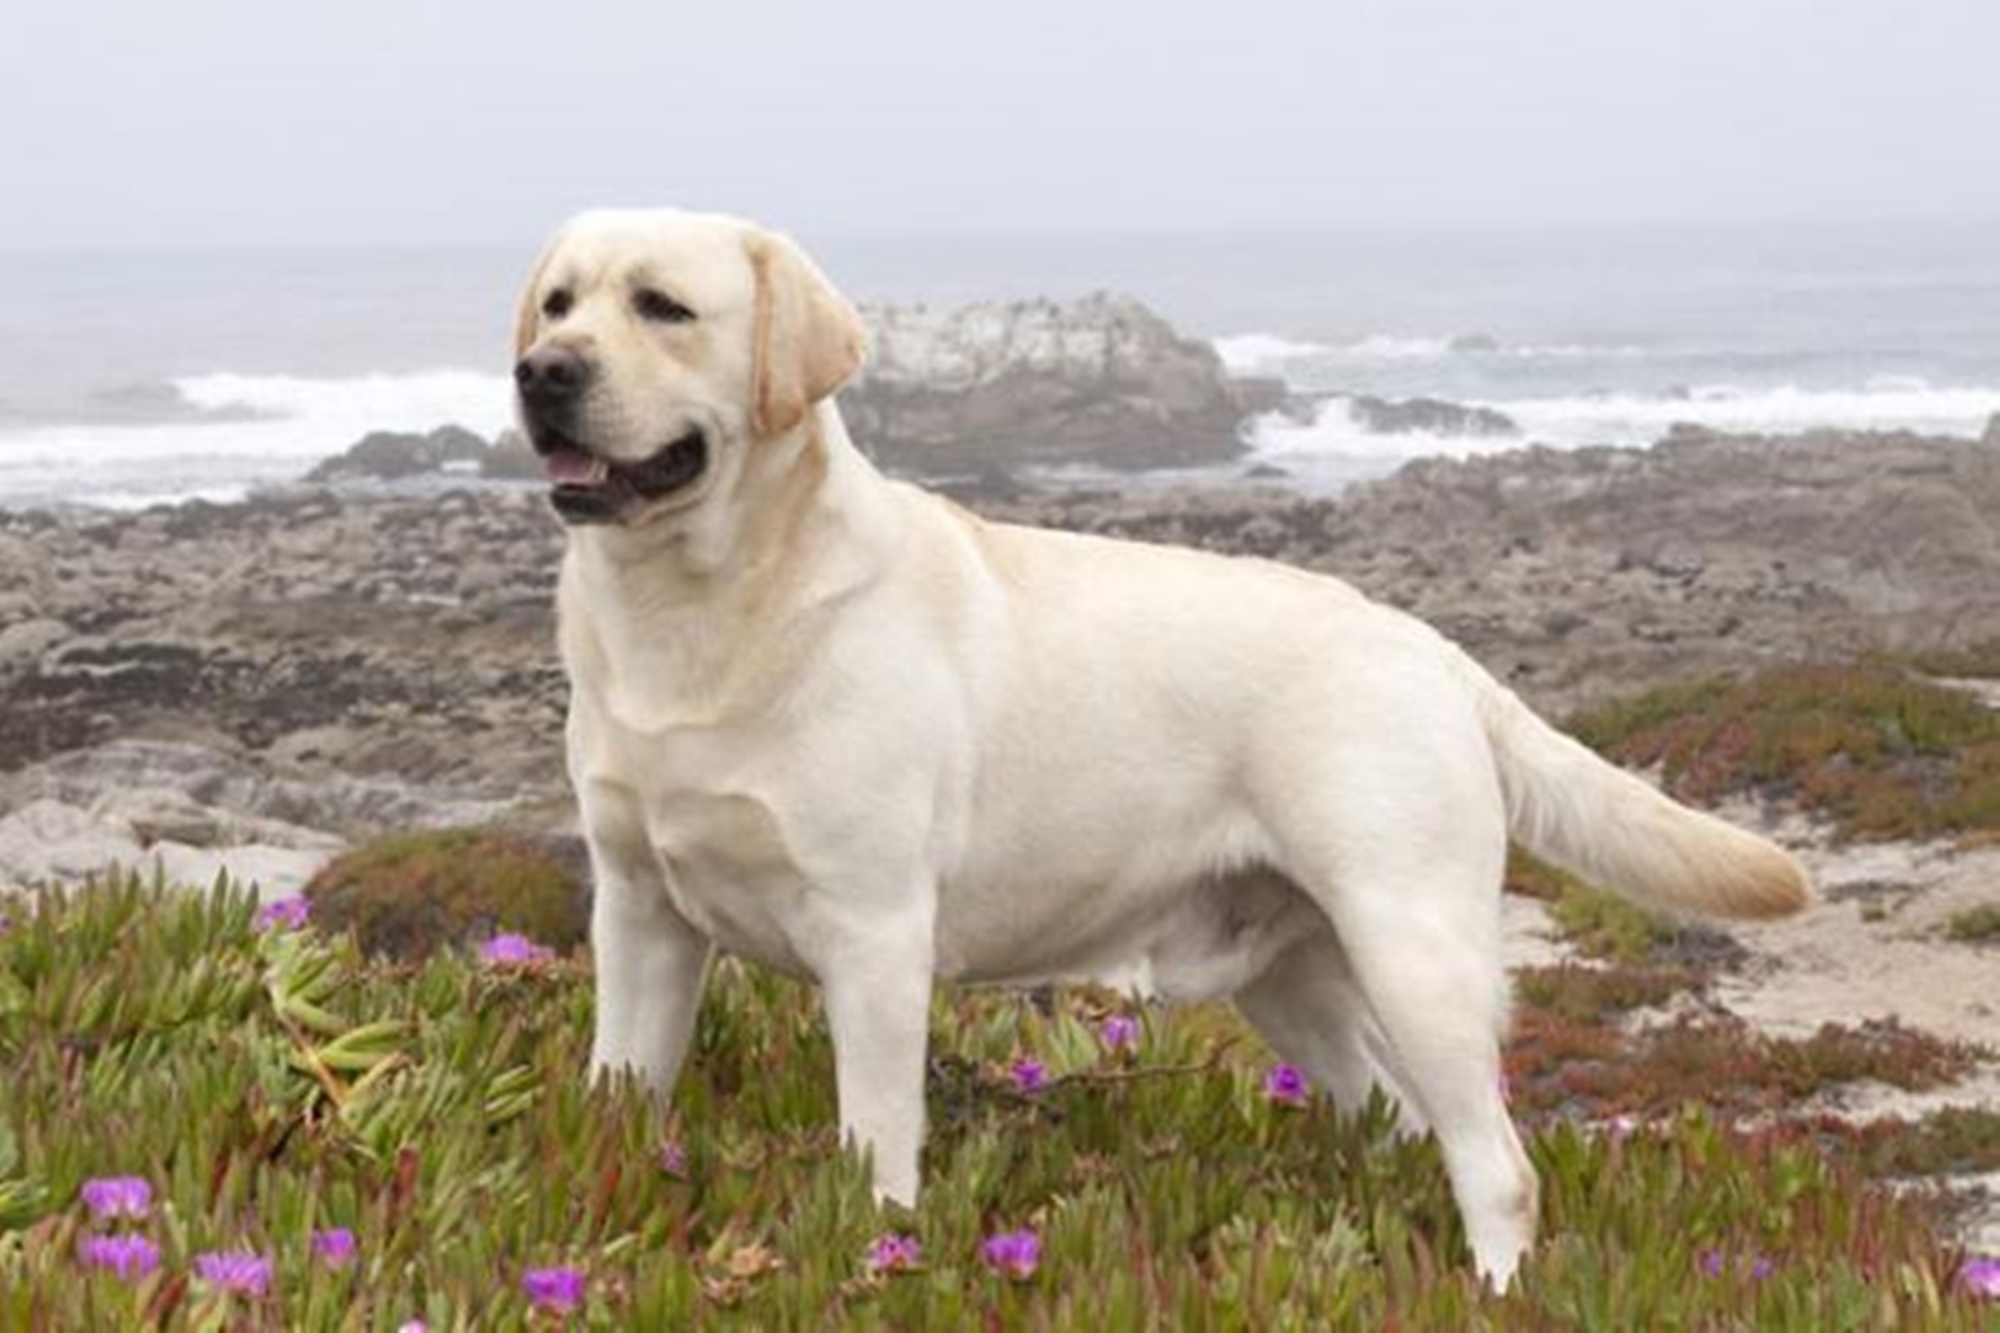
{"left": 7, "top": 2, "right": 1999, "bottom": 250}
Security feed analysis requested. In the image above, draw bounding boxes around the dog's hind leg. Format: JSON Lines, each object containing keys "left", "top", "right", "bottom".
{"left": 1255, "top": 735, "right": 1535, "bottom": 1286}
{"left": 1231, "top": 923, "right": 1427, "bottom": 1134}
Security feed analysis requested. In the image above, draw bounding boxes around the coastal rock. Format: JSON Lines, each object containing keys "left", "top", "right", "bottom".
{"left": 305, "top": 425, "right": 494, "bottom": 483}
{"left": 0, "top": 799, "right": 144, "bottom": 884}
{"left": 0, "top": 617, "right": 69, "bottom": 670}
{"left": 145, "top": 841, "right": 336, "bottom": 899}
{"left": 1984, "top": 412, "right": 2000, "bottom": 449}
{"left": 846, "top": 293, "right": 1272, "bottom": 475}
{"left": 1344, "top": 394, "right": 1518, "bottom": 437}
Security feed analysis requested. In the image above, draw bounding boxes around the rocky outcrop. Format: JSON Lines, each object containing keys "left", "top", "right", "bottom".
{"left": 0, "top": 778, "right": 346, "bottom": 896}
{"left": 305, "top": 425, "right": 490, "bottom": 482}
{"left": 845, "top": 294, "right": 1282, "bottom": 475}
{"left": 1343, "top": 394, "right": 1518, "bottom": 437}
{"left": 305, "top": 426, "right": 543, "bottom": 483}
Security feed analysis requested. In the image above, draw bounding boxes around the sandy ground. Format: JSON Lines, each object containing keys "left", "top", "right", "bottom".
{"left": 1502, "top": 784, "right": 2000, "bottom": 1251}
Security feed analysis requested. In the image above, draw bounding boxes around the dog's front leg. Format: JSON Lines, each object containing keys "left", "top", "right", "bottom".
{"left": 815, "top": 911, "right": 935, "bottom": 1207}
{"left": 587, "top": 842, "right": 712, "bottom": 1095}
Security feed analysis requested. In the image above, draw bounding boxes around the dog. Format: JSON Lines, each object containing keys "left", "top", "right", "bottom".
{"left": 513, "top": 209, "right": 1811, "bottom": 1285}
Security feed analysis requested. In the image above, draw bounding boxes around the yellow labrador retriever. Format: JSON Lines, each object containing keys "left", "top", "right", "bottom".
{"left": 512, "top": 209, "right": 1810, "bottom": 1285}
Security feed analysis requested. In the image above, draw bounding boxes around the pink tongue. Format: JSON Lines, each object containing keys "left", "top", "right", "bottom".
{"left": 544, "top": 449, "right": 603, "bottom": 486}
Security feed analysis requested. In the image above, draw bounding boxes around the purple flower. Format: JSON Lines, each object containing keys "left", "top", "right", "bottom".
{"left": 398, "top": 1322, "right": 429, "bottom": 1333}
{"left": 1009, "top": 1058, "right": 1049, "bottom": 1093}
{"left": 79, "top": 1176, "right": 152, "bottom": 1222}
{"left": 865, "top": 1232, "right": 922, "bottom": 1275}
{"left": 658, "top": 1140, "right": 688, "bottom": 1178}
{"left": 79, "top": 1233, "right": 160, "bottom": 1282}
{"left": 1961, "top": 1255, "right": 2000, "bottom": 1298}
{"left": 254, "top": 895, "right": 311, "bottom": 931}
{"left": 981, "top": 1228, "right": 1041, "bottom": 1281}
{"left": 1263, "top": 1063, "right": 1309, "bottom": 1107}
{"left": 481, "top": 933, "right": 554, "bottom": 968}
{"left": 194, "top": 1250, "right": 273, "bottom": 1297}
{"left": 311, "top": 1226, "right": 357, "bottom": 1268}
{"left": 1098, "top": 1014, "right": 1140, "bottom": 1054}
{"left": 522, "top": 1265, "right": 586, "bottom": 1313}
{"left": 1700, "top": 1250, "right": 1773, "bottom": 1281}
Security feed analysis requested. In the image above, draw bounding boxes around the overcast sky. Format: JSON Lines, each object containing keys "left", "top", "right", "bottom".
{"left": 6, "top": 1, "right": 1998, "bottom": 250}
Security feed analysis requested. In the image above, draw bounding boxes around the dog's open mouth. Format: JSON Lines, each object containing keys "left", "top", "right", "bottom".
{"left": 538, "top": 428, "right": 708, "bottom": 523}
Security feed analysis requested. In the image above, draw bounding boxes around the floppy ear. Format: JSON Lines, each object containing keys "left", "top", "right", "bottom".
{"left": 745, "top": 229, "right": 867, "bottom": 439}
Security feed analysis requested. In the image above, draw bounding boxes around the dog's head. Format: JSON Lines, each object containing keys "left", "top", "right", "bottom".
{"left": 513, "top": 210, "right": 866, "bottom": 526}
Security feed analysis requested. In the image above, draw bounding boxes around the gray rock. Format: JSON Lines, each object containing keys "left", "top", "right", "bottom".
{"left": 845, "top": 293, "right": 1261, "bottom": 475}
{"left": 145, "top": 841, "right": 336, "bottom": 899}
{"left": 0, "top": 798, "right": 145, "bottom": 884}
{"left": 306, "top": 426, "right": 495, "bottom": 483}
{"left": 1344, "top": 395, "right": 1519, "bottom": 437}
{"left": 0, "top": 617, "right": 69, "bottom": 669}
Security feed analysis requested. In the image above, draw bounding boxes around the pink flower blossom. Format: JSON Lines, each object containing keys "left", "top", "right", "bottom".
{"left": 1700, "top": 1250, "right": 1773, "bottom": 1280}
{"left": 311, "top": 1227, "right": 357, "bottom": 1268}
{"left": 78, "top": 1233, "right": 160, "bottom": 1282}
{"left": 981, "top": 1228, "right": 1041, "bottom": 1280}
{"left": 865, "top": 1232, "right": 922, "bottom": 1275}
{"left": 254, "top": 896, "right": 311, "bottom": 931}
{"left": 1962, "top": 1254, "right": 2000, "bottom": 1298}
{"left": 522, "top": 1265, "right": 586, "bottom": 1312}
{"left": 78, "top": 1176, "right": 152, "bottom": 1222}
{"left": 1263, "top": 1063, "right": 1309, "bottom": 1107}
{"left": 481, "top": 933, "right": 554, "bottom": 968}
{"left": 658, "top": 1140, "right": 688, "bottom": 1177}
{"left": 1098, "top": 1014, "right": 1140, "bottom": 1054}
{"left": 1009, "top": 1058, "right": 1048, "bottom": 1093}
{"left": 397, "top": 1321, "right": 429, "bottom": 1333}
{"left": 194, "top": 1250, "right": 273, "bottom": 1297}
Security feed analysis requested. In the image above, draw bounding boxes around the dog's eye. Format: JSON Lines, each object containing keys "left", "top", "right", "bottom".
{"left": 634, "top": 288, "right": 696, "bottom": 323}
{"left": 541, "top": 289, "right": 573, "bottom": 320}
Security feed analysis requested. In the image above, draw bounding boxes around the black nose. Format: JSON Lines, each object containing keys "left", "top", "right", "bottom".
{"left": 514, "top": 346, "right": 593, "bottom": 404}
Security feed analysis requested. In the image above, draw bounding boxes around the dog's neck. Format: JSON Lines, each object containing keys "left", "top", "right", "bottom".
{"left": 557, "top": 400, "right": 902, "bottom": 728}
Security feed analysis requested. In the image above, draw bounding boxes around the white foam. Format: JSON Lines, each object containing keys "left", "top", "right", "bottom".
{"left": 0, "top": 369, "right": 514, "bottom": 508}
{"left": 1501, "top": 381, "right": 2000, "bottom": 448}
{"left": 1240, "top": 399, "right": 1525, "bottom": 491}
{"left": 1217, "top": 331, "right": 1655, "bottom": 372}
{"left": 175, "top": 370, "right": 513, "bottom": 437}
{"left": 1343, "top": 334, "right": 1456, "bottom": 360}
{"left": 1242, "top": 382, "right": 2000, "bottom": 492}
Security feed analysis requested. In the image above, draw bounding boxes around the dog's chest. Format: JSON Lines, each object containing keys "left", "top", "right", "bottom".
{"left": 578, "top": 714, "right": 819, "bottom": 973}
{"left": 643, "top": 785, "right": 811, "bottom": 971}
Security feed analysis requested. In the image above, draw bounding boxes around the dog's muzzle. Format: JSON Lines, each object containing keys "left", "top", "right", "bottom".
{"left": 536, "top": 428, "right": 709, "bottom": 524}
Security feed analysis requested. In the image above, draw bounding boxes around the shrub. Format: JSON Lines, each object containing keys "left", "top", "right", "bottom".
{"left": 1944, "top": 903, "right": 2000, "bottom": 944}
{"left": 1570, "top": 659, "right": 2000, "bottom": 843}
{"left": 304, "top": 827, "right": 587, "bottom": 960}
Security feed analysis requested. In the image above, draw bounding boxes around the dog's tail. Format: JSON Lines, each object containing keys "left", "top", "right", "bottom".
{"left": 1459, "top": 652, "right": 1812, "bottom": 920}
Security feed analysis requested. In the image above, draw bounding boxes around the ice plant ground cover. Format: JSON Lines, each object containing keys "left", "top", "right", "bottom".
{"left": 0, "top": 875, "right": 1993, "bottom": 1328}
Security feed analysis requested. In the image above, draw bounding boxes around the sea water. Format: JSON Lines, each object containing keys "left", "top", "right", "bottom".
{"left": 2, "top": 222, "right": 1995, "bottom": 508}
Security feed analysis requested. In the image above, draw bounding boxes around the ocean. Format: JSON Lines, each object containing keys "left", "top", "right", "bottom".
{"left": 3, "top": 222, "right": 1997, "bottom": 508}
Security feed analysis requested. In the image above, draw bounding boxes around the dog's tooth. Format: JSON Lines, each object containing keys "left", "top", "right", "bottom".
{"left": 588, "top": 458, "right": 609, "bottom": 485}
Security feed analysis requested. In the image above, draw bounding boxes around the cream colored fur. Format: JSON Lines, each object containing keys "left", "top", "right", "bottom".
{"left": 517, "top": 209, "right": 1812, "bottom": 1287}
